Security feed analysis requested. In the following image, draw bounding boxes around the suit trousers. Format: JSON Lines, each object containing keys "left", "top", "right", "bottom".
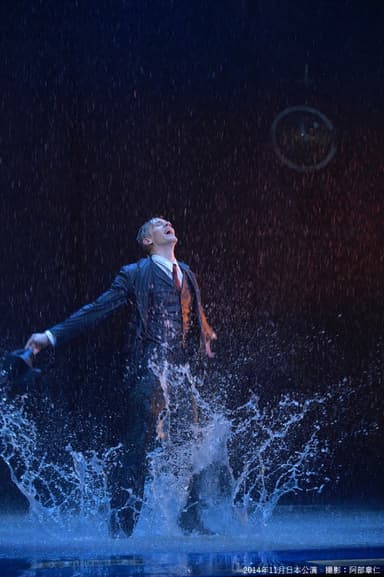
{"left": 108, "top": 342, "right": 200, "bottom": 536}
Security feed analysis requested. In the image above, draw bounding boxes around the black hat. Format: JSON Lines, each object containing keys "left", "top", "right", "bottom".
{"left": 0, "top": 349, "right": 41, "bottom": 387}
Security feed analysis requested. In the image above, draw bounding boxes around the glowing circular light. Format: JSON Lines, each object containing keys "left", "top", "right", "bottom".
{"left": 271, "top": 106, "right": 336, "bottom": 172}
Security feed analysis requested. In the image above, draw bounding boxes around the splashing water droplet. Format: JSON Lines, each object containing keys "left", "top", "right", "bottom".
{"left": 0, "top": 368, "right": 354, "bottom": 539}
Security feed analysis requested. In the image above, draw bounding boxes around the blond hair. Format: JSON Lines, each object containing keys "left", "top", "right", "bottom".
{"left": 136, "top": 217, "right": 161, "bottom": 253}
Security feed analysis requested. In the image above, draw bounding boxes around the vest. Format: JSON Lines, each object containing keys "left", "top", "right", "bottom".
{"left": 146, "top": 265, "right": 195, "bottom": 350}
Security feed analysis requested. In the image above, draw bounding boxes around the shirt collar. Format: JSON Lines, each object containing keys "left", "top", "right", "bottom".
{"left": 151, "top": 254, "right": 177, "bottom": 272}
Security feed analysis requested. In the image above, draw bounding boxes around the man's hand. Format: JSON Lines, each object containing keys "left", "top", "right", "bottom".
{"left": 25, "top": 333, "right": 50, "bottom": 355}
{"left": 205, "top": 332, "right": 217, "bottom": 358}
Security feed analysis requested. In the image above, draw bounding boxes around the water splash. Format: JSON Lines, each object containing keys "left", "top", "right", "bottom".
{"left": 0, "top": 392, "right": 121, "bottom": 533}
{"left": 126, "top": 362, "right": 349, "bottom": 537}
{"left": 229, "top": 392, "right": 332, "bottom": 525}
{"left": 0, "top": 368, "right": 353, "bottom": 538}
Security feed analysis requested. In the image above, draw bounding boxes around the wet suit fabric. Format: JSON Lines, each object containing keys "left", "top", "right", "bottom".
{"left": 47, "top": 257, "right": 214, "bottom": 535}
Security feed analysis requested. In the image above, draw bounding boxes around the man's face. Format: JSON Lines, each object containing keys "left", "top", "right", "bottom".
{"left": 144, "top": 218, "right": 177, "bottom": 250}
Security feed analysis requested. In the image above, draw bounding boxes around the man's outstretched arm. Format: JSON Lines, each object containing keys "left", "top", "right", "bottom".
{"left": 25, "top": 267, "right": 134, "bottom": 354}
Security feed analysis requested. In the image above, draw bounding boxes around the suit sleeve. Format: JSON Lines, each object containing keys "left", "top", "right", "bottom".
{"left": 199, "top": 304, "right": 215, "bottom": 341}
{"left": 48, "top": 267, "right": 134, "bottom": 347}
{"left": 188, "top": 269, "right": 215, "bottom": 341}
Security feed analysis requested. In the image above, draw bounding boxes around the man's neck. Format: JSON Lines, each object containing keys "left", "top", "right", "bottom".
{"left": 151, "top": 246, "right": 176, "bottom": 262}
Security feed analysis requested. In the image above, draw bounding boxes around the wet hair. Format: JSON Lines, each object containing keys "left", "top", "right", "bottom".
{"left": 136, "top": 217, "right": 161, "bottom": 253}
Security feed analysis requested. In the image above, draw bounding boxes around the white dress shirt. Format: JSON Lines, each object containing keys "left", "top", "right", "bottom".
{"left": 151, "top": 255, "right": 183, "bottom": 285}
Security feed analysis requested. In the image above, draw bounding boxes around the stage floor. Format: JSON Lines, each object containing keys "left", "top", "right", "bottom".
{"left": 1, "top": 506, "right": 383, "bottom": 576}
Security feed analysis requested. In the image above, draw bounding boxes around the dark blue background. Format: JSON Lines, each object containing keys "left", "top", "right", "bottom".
{"left": 1, "top": 0, "right": 383, "bottom": 510}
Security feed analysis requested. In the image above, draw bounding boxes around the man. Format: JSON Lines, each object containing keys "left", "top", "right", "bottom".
{"left": 25, "top": 217, "right": 217, "bottom": 536}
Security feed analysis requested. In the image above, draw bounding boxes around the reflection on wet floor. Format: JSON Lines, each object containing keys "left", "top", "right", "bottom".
{"left": 1, "top": 507, "right": 384, "bottom": 576}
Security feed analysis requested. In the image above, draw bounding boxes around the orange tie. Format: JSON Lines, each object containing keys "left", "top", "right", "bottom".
{"left": 172, "top": 263, "right": 181, "bottom": 290}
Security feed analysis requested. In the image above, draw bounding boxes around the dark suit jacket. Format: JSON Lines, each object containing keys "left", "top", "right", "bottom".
{"left": 49, "top": 257, "right": 214, "bottom": 350}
